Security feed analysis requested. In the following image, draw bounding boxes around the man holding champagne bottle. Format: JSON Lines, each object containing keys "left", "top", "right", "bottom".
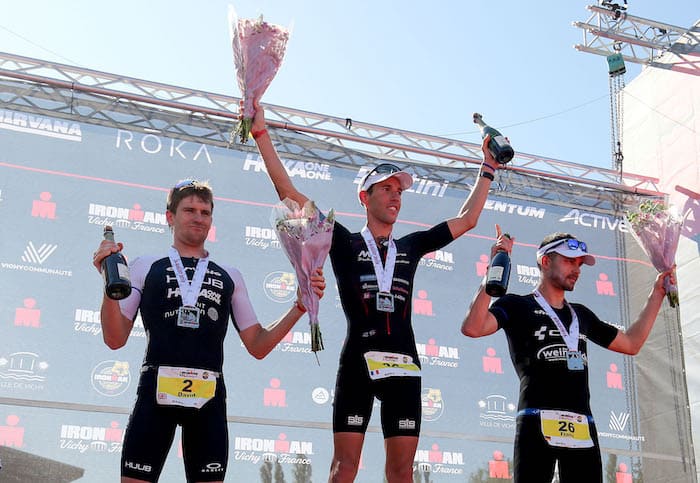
{"left": 92, "top": 180, "right": 325, "bottom": 483}
{"left": 249, "top": 100, "right": 503, "bottom": 483}
{"left": 460, "top": 229, "right": 675, "bottom": 483}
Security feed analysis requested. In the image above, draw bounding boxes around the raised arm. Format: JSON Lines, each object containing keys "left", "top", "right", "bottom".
{"left": 607, "top": 267, "right": 675, "bottom": 355}
{"left": 250, "top": 101, "right": 309, "bottom": 206}
{"left": 446, "top": 136, "right": 501, "bottom": 239}
{"left": 93, "top": 240, "right": 134, "bottom": 349}
{"left": 461, "top": 225, "right": 513, "bottom": 337}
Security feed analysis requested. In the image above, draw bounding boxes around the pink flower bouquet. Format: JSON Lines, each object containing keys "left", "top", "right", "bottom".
{"left": 625, "top": 199, "right": 686, "bottom": 307}
{"left": 271, "top": 199, "right": 335, "bottom": 359}
{"left": 229, "top": 8, "right": 289, "bottom": 143}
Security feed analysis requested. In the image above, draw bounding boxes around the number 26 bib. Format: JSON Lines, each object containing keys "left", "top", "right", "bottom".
{"left": 540, "top": 409, "right": 594, "bottom": 448}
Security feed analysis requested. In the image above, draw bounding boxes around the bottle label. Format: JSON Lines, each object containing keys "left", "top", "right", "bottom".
{"left": 117, "top": 263, "right": 130, "bottom": 282}
{"left": 486, "top": 265, "right": 505, "bottom": 282}
{"left": 492, "top": 135, "right": 510, "bottom": 148}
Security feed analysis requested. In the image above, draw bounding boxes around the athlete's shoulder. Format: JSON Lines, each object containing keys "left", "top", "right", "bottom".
{"left": 569, "top": 301, "right": 599, "bottom": 319}
{"left": 210, "top": 260, "right": 244, "bottom": 284}
{"left": 129, "top": 254, "right": 166, "bottom": 274}
{"left": 492, "top": 292, "right": 533, "bottom": 309}
{"left": 396, "top": 221, "right": 451, "bottom": 244}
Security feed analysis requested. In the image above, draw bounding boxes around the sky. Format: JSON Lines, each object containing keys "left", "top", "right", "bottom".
{"left": 0, "top": 1, "right": 698, "bottom": 171}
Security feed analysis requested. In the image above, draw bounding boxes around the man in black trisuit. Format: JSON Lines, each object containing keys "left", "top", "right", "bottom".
{"left": 92, "top": 180, "right": 325, "bottom": 483}
{"left": 461, "top": 228, "right": 675, "bottom": 483}
{"left": 250, "top": 101, "right": 501, "bottom": 483}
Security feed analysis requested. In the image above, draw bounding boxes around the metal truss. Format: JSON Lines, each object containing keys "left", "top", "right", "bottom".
{"left": 573, "top": 4, "right": 700, "bottom": 76}
{"left": 0, "top": 51, "right": 664, "bottom": 214}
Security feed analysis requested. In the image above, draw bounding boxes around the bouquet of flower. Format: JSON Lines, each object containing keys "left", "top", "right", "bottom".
{"left": 271, "top": 198, "right": 335, "bottom": 359}
{"left": 229, "top": 7, "right": 289, "bottom": 143}
{"left": 625, "top": 199, "right": 685, "bottom": 307}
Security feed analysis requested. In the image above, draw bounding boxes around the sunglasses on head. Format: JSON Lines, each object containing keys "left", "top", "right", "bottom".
{"left": 549, "top": 238, "right": 588, "bottom": 253}
{"left": 173, "top": 179, "right": 196, "bottom": 190}
{"left": 369, "top": 163, "right": 401, "bottom": 176}
{"left": 360, "top": 163, "right": 401, "bottom": 187}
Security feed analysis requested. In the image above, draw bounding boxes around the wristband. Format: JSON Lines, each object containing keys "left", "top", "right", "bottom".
{"left": 480, "top": 170, "right": 495, "bottom": 181}
{"left": 480, "top": 163, "right": 496, "bottom": 172}
{"left": 293, "top": 299, "right": 307, "bottom": 313}
{"left": 251, "top": 128, "right": 268, "bottom": 140}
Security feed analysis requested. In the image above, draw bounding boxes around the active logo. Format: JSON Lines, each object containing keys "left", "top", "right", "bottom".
{"left": 559, "top": 209, "right": 630, "bottom": 232}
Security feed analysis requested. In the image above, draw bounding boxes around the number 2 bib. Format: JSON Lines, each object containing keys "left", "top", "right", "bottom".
{"left": 156, "top": 366, "right": 217, "bottom": 409}
{"left": 540, "top": 409, "right": 594, "bottom": 448}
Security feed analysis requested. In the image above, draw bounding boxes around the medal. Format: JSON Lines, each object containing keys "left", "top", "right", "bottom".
{"left": 168, "top": 247, "right": 209, "bottom": 329}
{"left": 566, "top": 350, "right": 584, "bottom": 371}
{"left": 376, "top": 291, "right": 395, "bottom": 313}
{"left": 177, "top": 305, "right": 201, "bottom": 328}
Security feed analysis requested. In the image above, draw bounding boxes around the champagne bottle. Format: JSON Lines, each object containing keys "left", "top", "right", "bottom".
{"left": 485, "top": 234, "right": 511, "bottom": 297}
{"left": 473, "top": 113, "right": 514, "bottom": 165}
{"left": 101, "top": 225, "right": 132, "bottom": 300}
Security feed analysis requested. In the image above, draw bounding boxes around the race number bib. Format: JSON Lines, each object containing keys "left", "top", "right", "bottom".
{"left": 363, "top": 351, "right": 421, "bottom": 380}
{"left": 156, "top": 366, "right": 217, "bottom": 409}
{"left": 540, "top": 409, "right": 594, "bottom": 448}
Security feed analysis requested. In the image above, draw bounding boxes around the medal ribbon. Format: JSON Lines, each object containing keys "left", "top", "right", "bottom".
{"left": 360, "top": 226, "right": 396, "bottom": 294}
{"left": 532, "top": 290, "right": 580, "bottom": 352}
{"left": 168, "top": 247, "right": 209, "bottom": 307}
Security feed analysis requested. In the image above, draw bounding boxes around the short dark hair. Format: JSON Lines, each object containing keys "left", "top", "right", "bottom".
{"left": 166, "top": 180, "right": 214, "bottom": 214}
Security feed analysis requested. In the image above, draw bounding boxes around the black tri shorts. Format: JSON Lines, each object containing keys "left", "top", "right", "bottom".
{"left": 121, "top": 368, "right": 228, "bottom": 482}
{"left": 332, "top": 362, "right": 421, "bottom": 438}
